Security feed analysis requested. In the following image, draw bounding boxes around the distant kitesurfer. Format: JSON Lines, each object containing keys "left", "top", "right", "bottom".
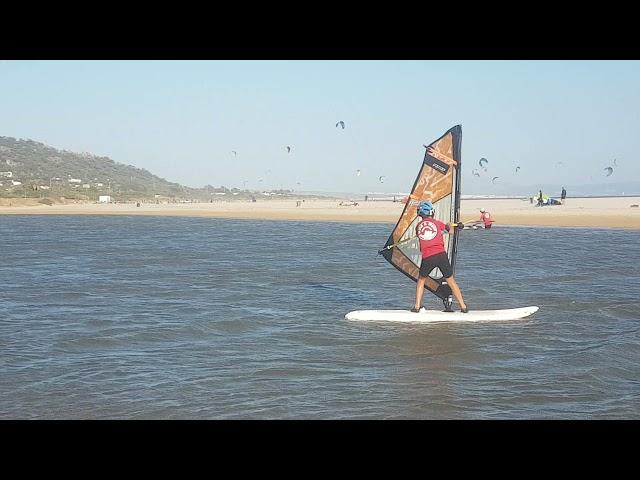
{"left": 561, "top": 187, "right": 567, "bottom": 205}
{"left": 479, "top": 208, "right": 494, "bottom": 229}
{"left": 537, "top": 190, "right": 544, "bottom": 207}
{"left": 413, "top": 201, "right": 468, "bottom": 314}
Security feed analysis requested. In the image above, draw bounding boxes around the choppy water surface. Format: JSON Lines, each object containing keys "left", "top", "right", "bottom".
{"left": 1, "top": 215, "right": 639, "bottom": 419}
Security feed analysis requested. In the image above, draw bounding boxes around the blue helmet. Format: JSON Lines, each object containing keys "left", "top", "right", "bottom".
{"left": 417, "top": 201, "right": 434, "bottom": 217}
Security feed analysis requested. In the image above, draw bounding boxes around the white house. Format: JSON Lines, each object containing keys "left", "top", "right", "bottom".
{"left": 0, "top": 171, "right": 12, "bottom": 178}
{"left": 68, "top": 178, "right": 82, "bottom": 183}
{"left": 82, "top": 184, "right": 91, "bottom": 189}
{"left": 98, "top": 195, "right": 112, "bottom": 203}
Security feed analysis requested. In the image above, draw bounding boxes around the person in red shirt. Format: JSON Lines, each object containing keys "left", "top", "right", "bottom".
{"left": 479, "top": 208, "right": 494, "bottom": 229}
{"left": 413, "top": 201, "right": 469, "bottom": 313}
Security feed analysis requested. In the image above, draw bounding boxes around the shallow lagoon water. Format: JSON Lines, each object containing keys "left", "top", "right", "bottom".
{"left": 1, "top": 215, "right": 639, "bottom": 418}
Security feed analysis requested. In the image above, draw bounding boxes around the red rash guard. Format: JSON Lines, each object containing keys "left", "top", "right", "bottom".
{"left": 416, "top": 217, "right": 449, "bottom": 258}
{"left": 481, "top": 212, "right": 494, "bottom": 226}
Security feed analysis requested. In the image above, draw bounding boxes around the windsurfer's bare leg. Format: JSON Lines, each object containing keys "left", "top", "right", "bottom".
{"left": 445, "top": 276, "right": 467, "bottom": 310}
{"left": 414, "top": 276, "right": 426, "bottom": 310}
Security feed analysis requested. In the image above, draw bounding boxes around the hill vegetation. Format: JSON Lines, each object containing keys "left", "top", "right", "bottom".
{"left": 0, "top": 136, "right": 289, "bottom": 202}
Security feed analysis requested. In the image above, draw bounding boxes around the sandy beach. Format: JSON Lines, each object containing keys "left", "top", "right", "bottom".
{"left": 1, "top": 196, "right": 640, "bottom": 229}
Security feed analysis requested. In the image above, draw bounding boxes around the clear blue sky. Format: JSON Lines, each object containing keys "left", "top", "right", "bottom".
{"left": 1, "top": 60, "right": 638, "bottom": 193}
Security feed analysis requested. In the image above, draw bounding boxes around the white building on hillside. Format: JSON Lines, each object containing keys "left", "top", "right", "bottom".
{"left": 98, "top": 195, "right": 112, "bottom": 203}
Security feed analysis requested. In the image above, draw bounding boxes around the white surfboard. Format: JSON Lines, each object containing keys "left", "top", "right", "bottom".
{"left": 345, "top": 306, "right": 539, "bottom": 323}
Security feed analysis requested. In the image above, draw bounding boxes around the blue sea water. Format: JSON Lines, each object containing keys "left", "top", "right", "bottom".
{"left": 1, "top": 215, "right": 639, "bottom": 419}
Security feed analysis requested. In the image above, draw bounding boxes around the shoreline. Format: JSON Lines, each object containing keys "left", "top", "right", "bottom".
{"left": 2, "top": 197, "right": 640, "bottom": 229}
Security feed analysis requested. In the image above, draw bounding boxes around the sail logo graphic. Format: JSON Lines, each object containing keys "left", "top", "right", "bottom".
{"left": 417, "top": 220, "right": 438, "bottom": 241}
{"left": 432, "top": 162, "right": 447, "bottom": 173}
{"left": 424, "top": 154, "right": 450, "bottom": 175}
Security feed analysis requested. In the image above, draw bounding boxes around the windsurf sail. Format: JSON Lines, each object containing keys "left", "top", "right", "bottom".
{"left": 379, "top": 125, "right": 462, "bottom": 301}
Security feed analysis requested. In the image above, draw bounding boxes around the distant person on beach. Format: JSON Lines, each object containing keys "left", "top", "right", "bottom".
{"left": 537, "top": 190, "right": 544, "bottom": 207}
{"left": 413, "top": 201, "right": 468, "bottom": 314}
{"left": 561, "top": 187, "right": 567, "bottom": 205}
{"left": 479, "top": 208, "right": 494, "bottom": 229}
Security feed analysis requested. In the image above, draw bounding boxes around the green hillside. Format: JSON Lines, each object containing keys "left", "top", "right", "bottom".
{"left": 0, "top": 136, "right": 261, "bottom": 202}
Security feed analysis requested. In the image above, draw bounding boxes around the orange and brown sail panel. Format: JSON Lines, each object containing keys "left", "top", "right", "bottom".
{"left": 379, "top": 125, "right": 462, "bottom": 300}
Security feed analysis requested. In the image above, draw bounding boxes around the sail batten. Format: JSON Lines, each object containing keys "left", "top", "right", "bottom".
{"left": 380, "top": 125, "right": 462, "bottom": 301}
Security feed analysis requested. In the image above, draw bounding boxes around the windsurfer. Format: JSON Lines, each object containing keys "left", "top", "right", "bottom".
{"left": 479, "top": 208, "right": 494, "bottom": 229}
{"left": 412, "top": 201, "right": 468, "bottom": 313}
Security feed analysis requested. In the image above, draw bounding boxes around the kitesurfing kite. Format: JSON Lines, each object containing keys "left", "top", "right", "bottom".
{"left": 356, "top": 169, "right": 361, "bottom": 177}
{"left": 479, "top": 158, "right": 488, "bottom": 172}
{"left": 613, "top": 158, "right": 618, "bottom": 167}
{"left": 286, "top": 146, "right": 291, "bottom": 153}
{"left": 492, "top": 176, "right": 499, "bottom": 184}
{"left": 604, "top": 167, "right": 614, "bottom": 177}
{"left": 472, "top": 169, "right": 480, "bottom": 177}
{"left": 232, "top": 151, "right": 237, "bottom": 157}
{"left": 515, "top": 166, "right": 521, "bottom": 173}
{"left": 378, "top": 176, "right": 385, "bottom": 183}
{"left": 336, "top": 121, "right": 345, "bottom": 129}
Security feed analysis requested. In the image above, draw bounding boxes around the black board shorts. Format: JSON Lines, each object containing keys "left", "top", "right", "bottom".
{"left": 419, "top": 252, "right": 453, "bottom": 278}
